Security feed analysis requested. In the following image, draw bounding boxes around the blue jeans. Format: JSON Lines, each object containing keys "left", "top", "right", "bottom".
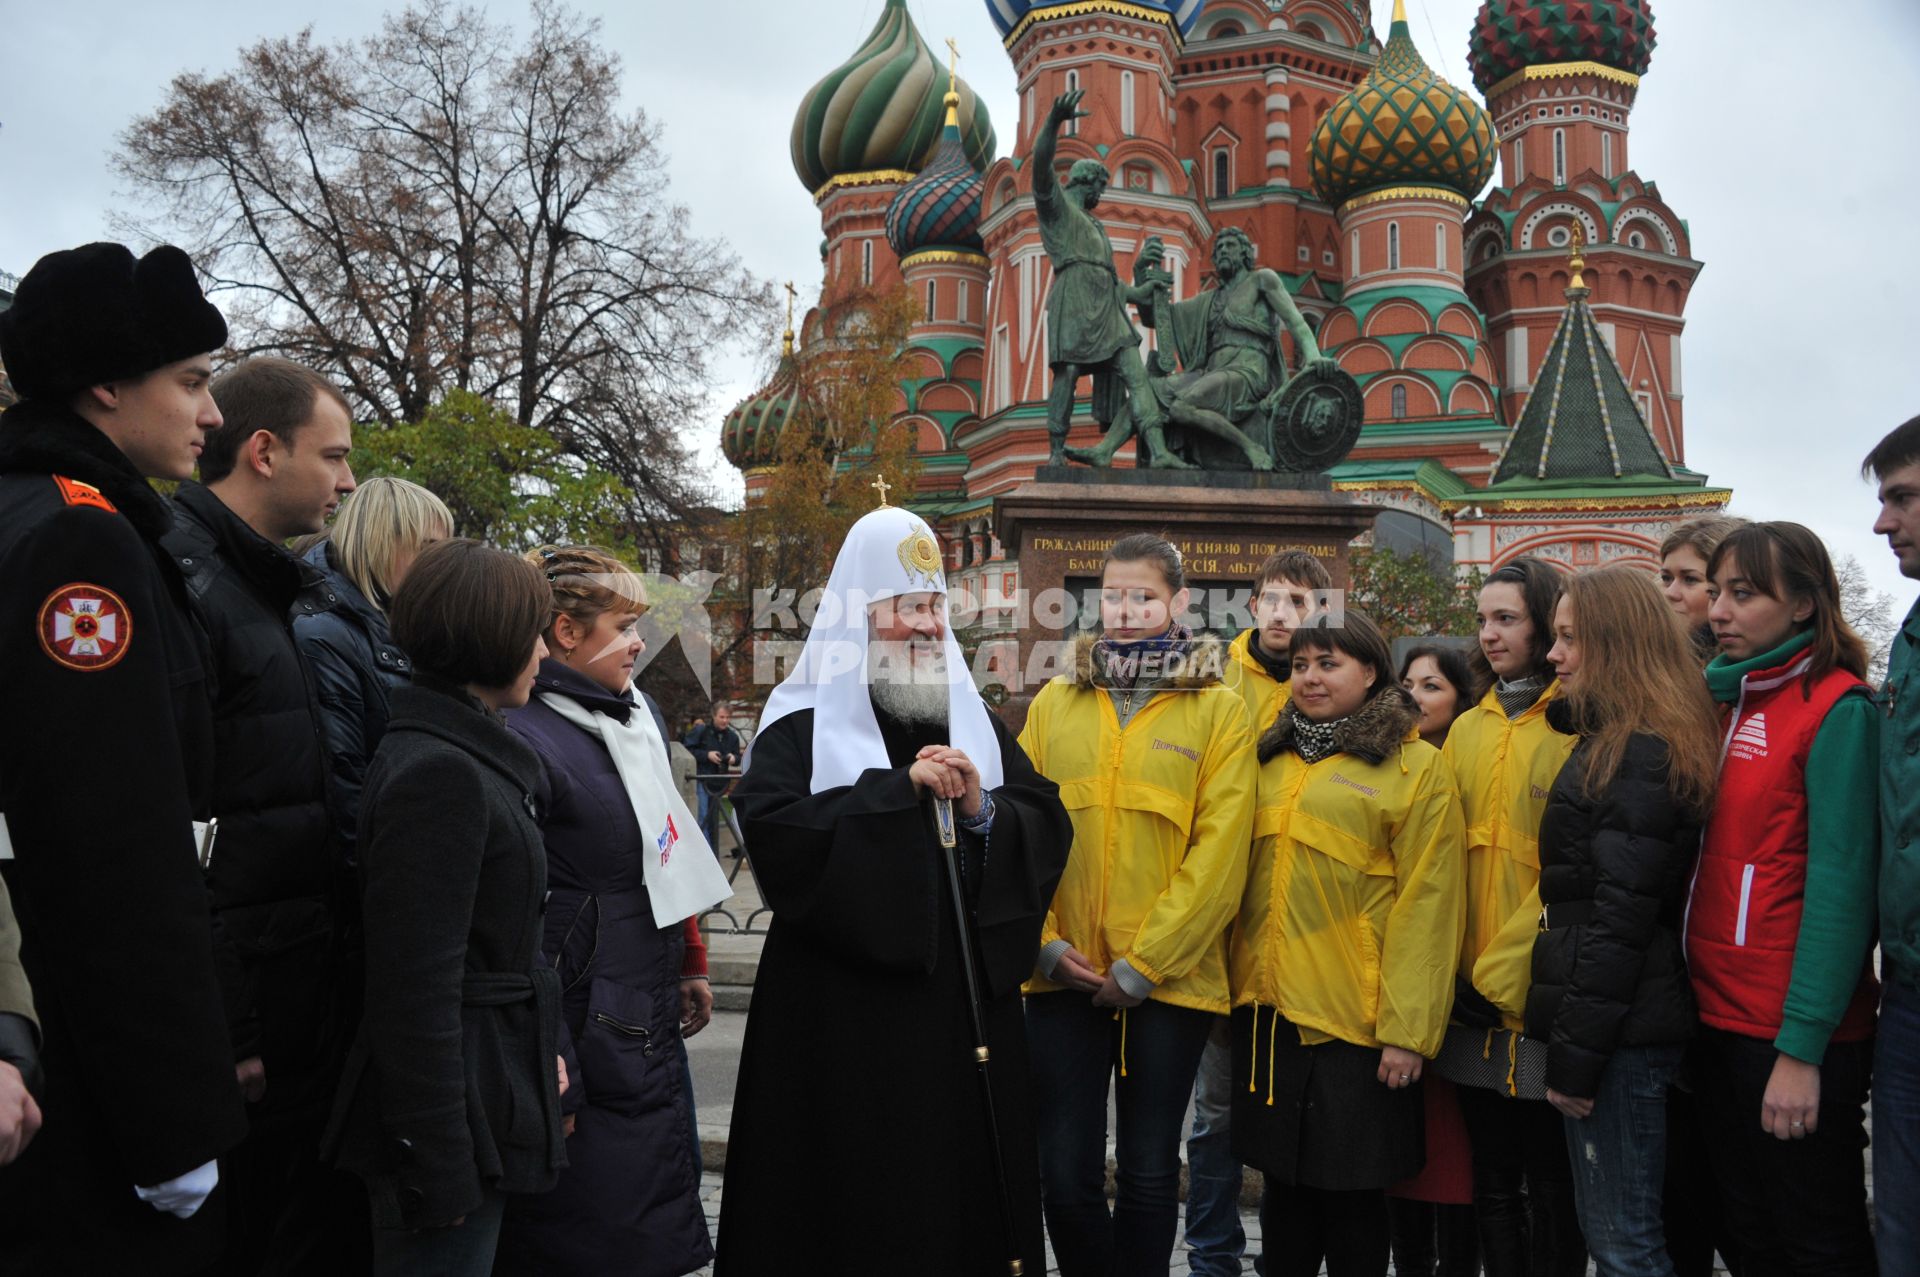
{"left": 696, "top": 784, "right": 722, "bottom": 850}
{"left": 1878, "top": 978, "right": 1920, "bottom": 1277}
{"left": 1185, "top": 1020, "right": 1247, "bottom": 1277}
{"left": 372, "top": 1187, "right": 505, "bottom": 1276}
{"left": 1562, "top": 1043, "right": 1683, "bottom": 1277}
{"left": 1027, "top": 992, "right": 1216, "bottom": 1277}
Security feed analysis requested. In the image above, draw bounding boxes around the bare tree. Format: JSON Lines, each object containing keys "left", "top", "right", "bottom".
{"left": 1837, "top": 553, "right": 1897, "bottom": 685}
{"left": 115, "top": 0, "right": 768, "bottom": 548}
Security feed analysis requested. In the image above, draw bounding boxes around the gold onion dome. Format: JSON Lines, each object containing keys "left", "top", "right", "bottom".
{"left": 1310, "top": 0, "right": 1497, "bottom": 209}
{"left": 791, "top": 0, "right": 997, "bottom": 197}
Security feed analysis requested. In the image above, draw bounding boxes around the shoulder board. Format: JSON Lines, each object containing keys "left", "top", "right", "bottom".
{"left": 54, "top": 475, "right": 118, "bottom": 514}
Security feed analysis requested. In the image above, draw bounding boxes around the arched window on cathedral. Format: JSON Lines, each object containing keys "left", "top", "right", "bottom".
{"left": 1553, "top": 129, "right": 1567, "bottom": 185}
{"left": 862, "top": 240, "right": 874, "bottom": 286}
{"left": 1065, "top": 71, "right": 1080, "bottom": 136}
{"left": 1213, "top": 148, "right": 1231, "bottom": 199}
{"left": 1121, "top": 71, "right": 1136, "bottom": 136}
{"left": 1387, "top": 222, "right": 1401, "bottom": 271}
{"left": 1435, "top": 224, "right": 1446, "bottom": 272}
{"left": 1515, "top": 135, "right": 1526, "bottom": 181}
{"left": 925, "top": 280, "right": 937, "bottom": 322}
{"left": 1392, "top": 384, "right": 1408, "bottom": 420}
{"left": 1602, "top": 132, "right": 1614, "bottom": 179}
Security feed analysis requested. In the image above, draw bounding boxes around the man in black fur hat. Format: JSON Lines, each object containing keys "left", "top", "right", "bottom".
{"left": 0, "top": 242, "right": 249, "bottom": 1272}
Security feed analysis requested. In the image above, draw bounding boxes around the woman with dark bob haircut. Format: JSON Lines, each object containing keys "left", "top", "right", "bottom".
{"left": 323, "top": 538, "right": 572, "bottom": 1275}
{"left": 1228, "top": 610, "right": 1466, "bottom": 1277}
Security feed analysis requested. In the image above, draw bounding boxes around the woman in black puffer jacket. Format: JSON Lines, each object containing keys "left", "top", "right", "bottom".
{"left": 1526, "top": 566, "right": 1720, "bottom": 1277}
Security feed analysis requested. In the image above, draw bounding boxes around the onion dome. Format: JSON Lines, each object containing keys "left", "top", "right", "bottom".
{"left": 985, "top": 0, "right": 1208, "bottom": 44}
{"left": 722, "top": 357, "right": 803, "bottom": 471}
{"left": 1310, "top": 0, "right": 1496, "bottom": 209}
{"left": 792, "top": 0, "right": 996, "bottom": 197}
{"left": 1469, "top": 0, "right": 1656, "bottom": 94}
{"left": 885, "top": 89, "right": 987, "bottom": 259}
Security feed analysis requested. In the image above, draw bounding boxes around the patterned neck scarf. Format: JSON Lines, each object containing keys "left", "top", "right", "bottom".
{"left": 1286, "top": 704, "right": 1348, "bottom": 764}
{"left": 1495, "top": 674, "right": 1549, "bottom": 720}
{"left": 1093, "top": 623, "right": 1194, "bottom": 691}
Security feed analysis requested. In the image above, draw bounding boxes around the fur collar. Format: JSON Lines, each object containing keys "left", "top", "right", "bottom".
{"left": 0, "top": 398, "right": 173, "bottom": 541}
{"left": 1258, "top": 685, "right": 1417, "bottom": 765}
{"left": 1069, "top": 632, "right": 1228, "bottom": 690}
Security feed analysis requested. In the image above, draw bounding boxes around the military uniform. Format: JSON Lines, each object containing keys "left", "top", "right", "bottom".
{"left": 0, "top": 399, "right": 247, "bottom": 1272}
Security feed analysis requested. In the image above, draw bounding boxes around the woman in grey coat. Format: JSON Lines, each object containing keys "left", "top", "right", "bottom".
{"left": 322, "top": 539, "right": 569, "bottom": 1275}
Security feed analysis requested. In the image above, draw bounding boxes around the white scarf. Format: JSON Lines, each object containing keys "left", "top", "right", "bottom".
{"left": 538, "top": 691, "right": 732, "bottom": 929}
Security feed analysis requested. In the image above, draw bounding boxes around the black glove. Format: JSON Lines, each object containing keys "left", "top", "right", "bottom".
{"left": 1451, "top": 975, "right": 1503, "bottom": 1030}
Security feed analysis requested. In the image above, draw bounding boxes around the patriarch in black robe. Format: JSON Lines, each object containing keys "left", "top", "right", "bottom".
{"left": 715, "top": 507, "right": 1071, "bottom": 1275}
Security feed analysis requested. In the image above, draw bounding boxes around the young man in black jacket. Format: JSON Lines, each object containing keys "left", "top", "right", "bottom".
{"left": 160, "top": 356, "right": 363, "bottom": 1270}
{"left": 0, "top": 242, "right": 249, "bottom": 1271}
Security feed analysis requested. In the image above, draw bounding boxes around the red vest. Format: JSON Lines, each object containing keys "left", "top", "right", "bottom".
{"left": 1686, "top": 654, "right": 1878, "bottom": 1043}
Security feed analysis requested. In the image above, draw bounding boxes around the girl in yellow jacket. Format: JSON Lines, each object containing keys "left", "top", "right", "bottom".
{"left": 1229, "top": 608, "right": 1465, "bottom": 1277}
{"left": 1437, "top": 557, "right": 1583, "bottom": 1277}
{"left": 1018, "top": 532, "right": 1256, "bottom": 1277}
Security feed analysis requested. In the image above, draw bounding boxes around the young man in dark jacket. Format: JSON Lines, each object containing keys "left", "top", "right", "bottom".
{"left": 160, "top": 356, "right": 363, "bottom": 1270}
{"left": 0, "top": 242, "right": 248, "bottom": 1271}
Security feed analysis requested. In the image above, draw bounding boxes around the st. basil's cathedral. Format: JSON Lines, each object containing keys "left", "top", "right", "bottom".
{"left": 722, "top": 0, "right": 1730, "bottom": 606}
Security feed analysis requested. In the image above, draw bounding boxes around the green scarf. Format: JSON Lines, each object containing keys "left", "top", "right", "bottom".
{"left": 1704, "top": 630, "right": 1814, "bottom": 704}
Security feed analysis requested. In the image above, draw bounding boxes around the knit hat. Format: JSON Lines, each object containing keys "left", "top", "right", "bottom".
{"left": 0, "top": 242, "right": 227, "bottom": 402}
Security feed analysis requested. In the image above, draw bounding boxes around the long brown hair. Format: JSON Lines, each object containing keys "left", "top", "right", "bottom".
{"left": 1706, "top": 523, "right": 1868, "bottom": 688}
{"left": 1559, "top": 566, "right": 1720, "bottom": 813}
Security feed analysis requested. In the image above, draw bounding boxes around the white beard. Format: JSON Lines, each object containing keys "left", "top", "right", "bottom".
{"left": 867, "top": 639, "right": 951, "bottom": 727}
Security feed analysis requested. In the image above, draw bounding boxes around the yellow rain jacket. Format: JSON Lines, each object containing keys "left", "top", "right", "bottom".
{"left": 1442, "top": 680, "right": 1577, "bottom": 1028}
{"left": 1230, "top": 690, "right": 1466, "bottom": 1060}
{"left": 1224, "top": 628, "right": 1291, "bottom": 738}
{"left": 1019, "top": 637, "right": 1257, "bottom": 1014}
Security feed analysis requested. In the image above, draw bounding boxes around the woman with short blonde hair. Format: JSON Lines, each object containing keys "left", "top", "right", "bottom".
{"left": 295, "top": 476, "right": 454, "bottom": 861}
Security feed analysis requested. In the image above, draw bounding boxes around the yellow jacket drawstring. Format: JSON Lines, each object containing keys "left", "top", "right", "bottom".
{"left": 1266, "top": 1007, "right": 1281, "bottom": 1106}
{"left": 1247, "top": 1003, "right": 1259, "bottom": 1094}
{"left": 1117, "top": 1007, "right": 1129, "bottom": 1079}
{"left": 1505, "top": 1030, "right": 1519, "bottom": 1097}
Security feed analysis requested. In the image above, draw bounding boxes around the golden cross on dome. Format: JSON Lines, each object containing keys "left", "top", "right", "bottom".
{"left": 781, "top": 280, "right": 797, "bottom": 357}
{"left": 872, "top": 474, "right": 893, "bottom": 507}
{"left": 946, "top": 37, "right": 960, "bottom": 95}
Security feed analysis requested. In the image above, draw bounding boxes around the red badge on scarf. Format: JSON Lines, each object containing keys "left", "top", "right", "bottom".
{"left": 37, "top": 583, "right": 132, "bottom": 672}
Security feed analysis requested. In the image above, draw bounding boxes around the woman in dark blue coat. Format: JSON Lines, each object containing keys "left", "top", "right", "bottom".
{"left": 494, "top": 545, "right": 715, "bottom": 1277}
{"left": 292, "top": 476, "right": 452, "bottom": 861}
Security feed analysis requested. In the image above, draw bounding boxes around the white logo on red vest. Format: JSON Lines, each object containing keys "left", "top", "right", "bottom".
{"left": 656, "top": 814, "right": 678, "bottom": 867}
{"left": 36, "top": 583, "right": 132, "bottom": 672}
{"left": 1729, "top": 712, "right": 1769, "bottom": 760}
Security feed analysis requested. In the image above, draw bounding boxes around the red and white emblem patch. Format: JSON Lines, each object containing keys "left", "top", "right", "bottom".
{"left": 36, "top": 583, "right": 132, "bottom": 672}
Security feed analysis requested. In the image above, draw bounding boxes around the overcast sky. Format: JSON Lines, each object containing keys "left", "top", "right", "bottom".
{"left": 6, "top": 0, "right": 1918, "bottom": 604}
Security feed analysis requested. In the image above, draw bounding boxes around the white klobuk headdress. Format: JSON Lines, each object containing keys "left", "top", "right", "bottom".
{"left": 754, "top": 506, "right": 1003, "bottom": 794}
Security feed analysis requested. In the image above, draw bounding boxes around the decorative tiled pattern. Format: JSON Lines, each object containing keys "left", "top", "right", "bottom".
{"left": 1468, "top": 0, "right": 1657, "bottom": 93}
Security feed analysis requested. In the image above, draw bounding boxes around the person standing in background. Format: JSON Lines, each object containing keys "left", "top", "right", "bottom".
{"left": 685, "top": 702, "right": 742, "bottom": 850}
{"left": 1186, "top": 549, "right": 1328, "bottom": 1277}
{"left": 1439, "top": 559, "right": 1585, "bottom": 1277}
{"left": 1389, "top": 642, "right": 1481, "bottom": 1277}
{"left": 295, "top": 476, "right": 453, "bottom": 866}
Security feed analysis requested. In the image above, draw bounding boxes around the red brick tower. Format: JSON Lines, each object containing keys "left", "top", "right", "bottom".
{"left": 1462, "top": 0, "right": 1699, "bottom": 464}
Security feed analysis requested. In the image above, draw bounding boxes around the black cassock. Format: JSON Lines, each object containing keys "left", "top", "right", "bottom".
{"left": 714, "top": 705, "right": 1071, "bottom": 1275}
